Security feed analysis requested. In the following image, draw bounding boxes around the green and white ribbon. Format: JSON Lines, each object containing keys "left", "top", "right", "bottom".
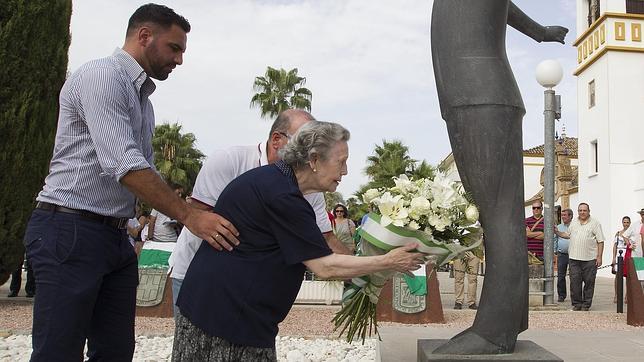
{"left": 342, "top": 213, "right": 481, "bottom": 302}
{"left": 358, "top": 213, "right": 481, "bottom": 266}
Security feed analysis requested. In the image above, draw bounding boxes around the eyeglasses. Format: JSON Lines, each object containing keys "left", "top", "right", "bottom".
{"left": 532, "top": 206, "right": 542, "bottom": 210}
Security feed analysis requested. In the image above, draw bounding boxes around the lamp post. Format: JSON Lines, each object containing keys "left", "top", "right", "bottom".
{"left": 536, "top": 59, "right": 563, "bottom": 306}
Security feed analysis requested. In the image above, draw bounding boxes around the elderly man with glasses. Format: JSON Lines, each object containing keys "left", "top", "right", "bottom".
{"left": 526, "top": 200, "right": 545, "bottom": 261}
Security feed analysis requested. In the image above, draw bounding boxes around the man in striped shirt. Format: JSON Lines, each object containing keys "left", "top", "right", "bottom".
{"left": 23, "top": 4, "right": 239, "bottom": 361}
{"left": 525, "top": 200, "right": 545, "bottom": 260}
{"left": 556, "top": 203, "right": 605, "bottom": 311}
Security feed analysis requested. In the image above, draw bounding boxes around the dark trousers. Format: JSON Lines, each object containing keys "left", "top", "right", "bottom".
{"left": 9, "top": 255, "right": 36, "bottom": 296}
{"left": 556, "top": 252, "right": 569, "bottom": 299}
{"left": 569, "top": 258, "right": 597, "bottom": 308}
{"left": 24, "top": 209, "right": 138, "bottom": 362}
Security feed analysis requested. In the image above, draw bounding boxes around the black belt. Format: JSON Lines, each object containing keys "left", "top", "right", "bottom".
{"left": 36, "top": 201, "right": 129, "bottom": 229}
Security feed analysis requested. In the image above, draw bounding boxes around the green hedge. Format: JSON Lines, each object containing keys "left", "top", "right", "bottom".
{"left": 0, "top": 0, "right": 71, "bottom": 284}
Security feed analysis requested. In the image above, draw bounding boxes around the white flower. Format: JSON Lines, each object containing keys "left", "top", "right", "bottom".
{"left": 362, "top": 188, "right": 381, "bottom": 204}
{"left": 409, "top": 196, "right": 431, "bottom": 219}
{"left": 428, "top": 213, "right": 451, "bottom": 231}
{"left": 376, "top": 192, "right": 407, "bottom": 227}
{"left": 392, "top": 174, "right": 417, "bottom": 195}
{"left": 407, "top": 220, "right": 420, "bottom": 230}
{"left": 465, "top": 204, "right": 479, "bottom": 222}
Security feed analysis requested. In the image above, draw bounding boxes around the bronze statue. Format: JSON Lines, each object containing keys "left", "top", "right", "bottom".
{"left": 431, "top": 0, "right": 568, "bottom": 354}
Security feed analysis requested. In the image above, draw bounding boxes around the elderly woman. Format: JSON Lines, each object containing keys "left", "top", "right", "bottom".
{"left": 173, "top": 121, "right": 424, "bottom": 361}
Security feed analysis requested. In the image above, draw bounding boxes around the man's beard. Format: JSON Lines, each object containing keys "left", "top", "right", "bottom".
{"left": 146, "top": 43, "right": 171, "bottom": 80}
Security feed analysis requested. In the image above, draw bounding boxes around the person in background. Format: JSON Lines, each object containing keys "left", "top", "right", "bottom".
{"left": 333, "top": 204, "right": 356, "bottom": 254}
{"left": 453, "top": 250, "right": 480, "bottom": 310}
{"left": 612, "top": 216, "right": 637, "bottom": 303}
{"left": 525, "top": 200, "right": 545, "bottom": 260}
{"left": 638, "top": 208, "right": 644, "bottom": 256}
{"left": 7, "top": 255, "right": 35, "bottom": 298}
{"left": 148, "top": 185, "right": 184, "bottom": 242}
{"left": 556, "top": 203, "right": 605, "bottom": 311}
{"left": 555, "top": 208, "right": 573, "bottom": 302}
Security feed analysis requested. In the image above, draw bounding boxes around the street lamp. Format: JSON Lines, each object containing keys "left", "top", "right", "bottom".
{"left": 536, "top": 59, "right": 563, "bottom": 306}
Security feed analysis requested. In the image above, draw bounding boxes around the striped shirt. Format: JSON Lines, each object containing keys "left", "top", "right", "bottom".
{"left": 525, "top": 216, "right": 545, "bottom": 257}
{"left": 37, "top": 48, "right": 156, "bottom": 217}
{"left": 568, "top": 216, "right": 605, "bottom": 261}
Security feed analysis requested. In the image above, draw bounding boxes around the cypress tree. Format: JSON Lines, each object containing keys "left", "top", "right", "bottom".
{"left": 0, "top": 0, "right": 72, "bottom": 284}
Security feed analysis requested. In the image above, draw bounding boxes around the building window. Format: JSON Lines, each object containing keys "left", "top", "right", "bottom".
{"left": 588, "top": 80, "right": 596, "bottom": 108}
{"left": 590, "top": 140, "right": 599, "bottom": 174}
{"left": 627, "top": 0, "right": 644, "bottom": 15}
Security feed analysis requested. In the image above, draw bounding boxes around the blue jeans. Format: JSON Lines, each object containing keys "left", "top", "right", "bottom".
{"left": 171, "top": 277, "right": 184, "bottom": 320}
{"left": 24, "top": 209, "right": 138, "bottom": 361}
{"left": 557, "top": 252, "right": 569, "bottom": 299}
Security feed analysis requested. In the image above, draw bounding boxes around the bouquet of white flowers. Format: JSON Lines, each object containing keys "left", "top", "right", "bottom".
{"left": 332, "top": 173, "right": 483, "bottom": 343}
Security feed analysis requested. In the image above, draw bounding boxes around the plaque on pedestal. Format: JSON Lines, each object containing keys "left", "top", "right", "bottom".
{"left": 376, "top": 268, "right": 444, "bottom": 324}
{"left": 136, "top": 268, "right": 174, "bottom": 318}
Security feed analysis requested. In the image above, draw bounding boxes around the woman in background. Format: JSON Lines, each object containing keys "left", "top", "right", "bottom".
{"left": 332, "top": 203, "right": 356, "bottom": 254}
{"left": 612, "top": 216, "right": 637, "bottom": 303}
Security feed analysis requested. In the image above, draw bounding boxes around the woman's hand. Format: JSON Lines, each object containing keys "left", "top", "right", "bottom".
{"left": 383, "top": 243, "right": 426, "bottom": 276}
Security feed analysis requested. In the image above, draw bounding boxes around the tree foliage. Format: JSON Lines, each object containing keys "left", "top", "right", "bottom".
{"left": 0, "top": 0, "right": 72, "bottom": 284}
{"left": 152, "top": 123, "right": 205, "bottom": 192}
{"left": 324, "top": 192, "right": 344, "bottom": 211}
{"left": 354, "top": 140, "right": 437, "bottom": 220}
{"left": 250, "top": 67, "right": 312, "bottom": 119}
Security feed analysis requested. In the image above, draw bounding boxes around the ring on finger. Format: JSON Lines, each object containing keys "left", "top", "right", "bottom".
{"left": 214, "top": 234, "right": 220, "bottom": 239}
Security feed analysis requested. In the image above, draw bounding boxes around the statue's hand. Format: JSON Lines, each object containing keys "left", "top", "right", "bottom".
{"left": 544, "top": 26, "right": 569, "bottom": 44}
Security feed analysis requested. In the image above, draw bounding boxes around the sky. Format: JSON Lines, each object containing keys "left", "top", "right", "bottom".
{"left": 68, "top": 0, "right": 579, "bottom": 199}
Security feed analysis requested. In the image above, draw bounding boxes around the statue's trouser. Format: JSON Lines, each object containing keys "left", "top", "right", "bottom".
{"left": 436, "top": 105, "right": 529, "bottom": 354}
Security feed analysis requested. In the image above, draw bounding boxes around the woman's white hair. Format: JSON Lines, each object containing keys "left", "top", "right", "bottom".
{"left": 279, "top": 120, "right": 350, "bottom": 169}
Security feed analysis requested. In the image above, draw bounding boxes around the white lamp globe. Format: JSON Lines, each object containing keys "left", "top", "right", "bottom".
{"left": 535, "top": 60, "right": 563, "bottom": 88}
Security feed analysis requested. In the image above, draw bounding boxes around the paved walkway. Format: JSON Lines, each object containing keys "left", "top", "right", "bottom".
{"left": 378, "top": 271, "right": 643, "bottom": 361}
{"left": 436, "top": 268, "right": 620, "bottom": 312}
{"left": 378, "top": 326, "right": 644, "bottom": 361}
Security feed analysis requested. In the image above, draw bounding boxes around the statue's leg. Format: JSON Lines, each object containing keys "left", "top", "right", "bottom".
{"left": 433, "top": 105, "right": 528, "bottom": 355}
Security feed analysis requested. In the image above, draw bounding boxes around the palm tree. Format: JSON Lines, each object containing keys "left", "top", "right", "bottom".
{"left": 356, "top": 139, "right": 436, "bottom": 199}
{"left": 364, "top": 140, "right": 416, "bottom": 189}
{"left": 410, "top": 160, "right": 436, "bottom": 180}
{"left": 250, "top": 67, "right": 312, "bottom": 119}
{"left": 324, "top": 192, "right": 344, "bottom": 211}
{"left": 152, "top": 123, "right": 205, "bottom": 191}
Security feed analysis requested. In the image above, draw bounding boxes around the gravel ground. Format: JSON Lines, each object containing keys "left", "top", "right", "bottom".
{"left": 1, "top": 302, "right": 639, "bottom": 336}
{"left": 1, "top": 301, "right": 640, "bottom": 361}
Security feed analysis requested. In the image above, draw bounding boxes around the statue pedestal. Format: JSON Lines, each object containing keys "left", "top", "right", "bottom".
{"left": 376, "top": 270, "right": 444, "bottom": 324}
{"left": 418, "top": 340, "right": 563, "bottom": 361}
{"left": 528, "top": 264, "right": 544, "bottom": 307}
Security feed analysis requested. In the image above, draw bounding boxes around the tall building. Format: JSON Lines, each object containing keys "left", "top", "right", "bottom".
{"left": 574, "top": 0, "right": 644, "bottom": 261}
